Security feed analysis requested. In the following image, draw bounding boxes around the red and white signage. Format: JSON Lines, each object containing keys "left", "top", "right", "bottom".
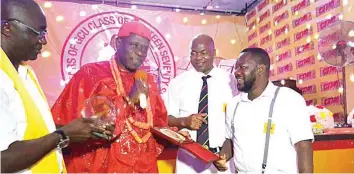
{"left": 292, "top": 0, "right": 311, "bottom": 15}
{"left": 276, "top": 37, "right": 290, "bottom": 50}
{"left": 306, "top": 99, "right": 318, "bottom": 106}
{"left": 321, "top": 80, "right": 342, "bottom": 91}
{"left": 320, "top": 66, "right": 342, "bottom": 77}
{"left": 297, "top": 70, "right": 316, "bottom": 81}
{"left": 257, "top": 0, "right": 269, "bottom": 12}
{"left": 296, "top": 55, "right": 315, "bottom": 69}
{"left": 273, "top": 0, "right": 287, "bottom": 13}
{"left": 294, "top": 27, "right": 313, "bottom": 42}
{"left": 317, "top": 14, "right": 340, "bottom": 32}
{"left": 248, "top": 31, "right": 258, "bottom": 42}
{"left": 316, "top": 0, "right": 341, "bottom": 17}
{"left": 300, "top": 84, "right": 317, "bottom": 94}
{"left": 322, "top": 96, "right": 342, "bottom": 106}
{"left": 261, "top": 34, "right": 272, "bottom": 45}
{"left": 277, "top": 50, "right": 292, "bottom": 62}
{"left": 260, "top": 22, "right": 271, "bottom": 34}
{"left": 275, "top": 24, "right": 289, "bottom": 37}
{"left": 259, "top": 10, "right": 271, "bottom": 23}
{"left": 274, "top": 11, "right": 289, "bottom": 26}
{"left": 277, "top": 62, "right": 293, "bottom": 74}
{"left": 295, "top": 41, "right": 314, "bottom": 55}
{"left": 293, "top": 12, "right": 312, "bottom": 28}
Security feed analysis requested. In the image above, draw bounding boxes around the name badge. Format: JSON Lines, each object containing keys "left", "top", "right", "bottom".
{"left": 223, "top": 103, "right": 227, "bottom": 113}
{"left": 263, "top": 122, "right": 275, "bottom": 134}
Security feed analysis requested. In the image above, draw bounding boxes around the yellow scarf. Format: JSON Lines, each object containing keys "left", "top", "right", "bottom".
{"left": 0, "top": 48, "right": 65, "bottom": 173}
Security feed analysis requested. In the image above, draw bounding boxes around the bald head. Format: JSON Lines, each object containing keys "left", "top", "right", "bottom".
{"left": 1, "top": 0, "right": 44, "bottom": 21}
{"left": 1, "top": 0, "right": 47, "bottom": 67}
{"left": 190, "top": 34, "right": 215, "bottom": 74}
{"left": 191, "top": 34, "right": 215, "bottom": 52}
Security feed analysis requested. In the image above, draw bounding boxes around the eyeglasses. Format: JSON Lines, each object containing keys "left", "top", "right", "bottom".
{"left": 4, "top": 19, "right": 48, "bottom": 38}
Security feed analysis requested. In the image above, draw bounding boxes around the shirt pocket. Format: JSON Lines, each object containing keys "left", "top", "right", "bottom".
{"left": 178, "top": 92, "right": 199, "bottom": 118}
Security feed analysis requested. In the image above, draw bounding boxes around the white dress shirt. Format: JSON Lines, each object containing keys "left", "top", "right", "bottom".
{"left": 164, "top": 67, "right": 238, "bottom": 174}
{"left": 0, "top": 66, "right": 63, "bottom": 173}
{"left": 225, "top": 81, "right": 314, "bottom": 174}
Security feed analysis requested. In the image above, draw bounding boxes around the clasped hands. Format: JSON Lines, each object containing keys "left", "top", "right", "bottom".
{"left": 127, "top": 78, "right": 149, "bottom": 105}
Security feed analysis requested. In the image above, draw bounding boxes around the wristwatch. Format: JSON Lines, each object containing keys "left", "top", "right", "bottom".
{"left": 54, "top": 129, "right": 70, "bottom": 149}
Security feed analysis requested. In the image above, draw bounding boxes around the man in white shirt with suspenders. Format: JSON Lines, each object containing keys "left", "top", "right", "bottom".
{"left": 214, "top": 48, "right": 314, "bottom": 173}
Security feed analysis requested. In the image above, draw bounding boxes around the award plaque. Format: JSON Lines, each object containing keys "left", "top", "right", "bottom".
{"left": 151, "top": 127, "right": 220, "bottom": 163}
{"left": 81, "top": 96, "right": 116, "bottom": 139}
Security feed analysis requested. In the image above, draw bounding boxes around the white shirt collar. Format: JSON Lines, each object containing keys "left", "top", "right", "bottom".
{"left": 192, "top": 66, "right": 219, "bottom": 79}
{"left": 240, "top": 81, "right": 277, "bottom": 102}
{"left": 18, "top": 64, "right": 29, "bottom": 80}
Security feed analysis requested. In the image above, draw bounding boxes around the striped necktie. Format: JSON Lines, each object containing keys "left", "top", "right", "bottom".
{"left": 197, "top": 75, "right": 211, "bottom": 148}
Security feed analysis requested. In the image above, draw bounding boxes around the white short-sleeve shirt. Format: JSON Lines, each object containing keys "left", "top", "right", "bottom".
{"left": 0, "top": 66, "right": 63, "bottom": 173}
{"left": 225, "top": 81, "right": 314, "bottom": 173}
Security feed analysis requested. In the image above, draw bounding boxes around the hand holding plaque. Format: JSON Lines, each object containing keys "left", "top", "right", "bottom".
{"left": 151, "top": 127, "right": 220, "bottom": 163}
{"left": 81, "top": 96, "right": 116, "bottom": 140}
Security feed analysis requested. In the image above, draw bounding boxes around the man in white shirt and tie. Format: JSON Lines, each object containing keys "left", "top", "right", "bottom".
{"left": 164, "top": 34, "right": 238, "bottom": 173}
{"left": 214, "top": 48, "right": 314, "bottom": 173}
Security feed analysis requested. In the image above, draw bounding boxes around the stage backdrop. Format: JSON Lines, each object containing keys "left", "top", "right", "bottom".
{"left": 245, "top": 0, "right": 354, "bottom": 123}
{"left": 30, "top": 0, "right": 248, "bottom": 106}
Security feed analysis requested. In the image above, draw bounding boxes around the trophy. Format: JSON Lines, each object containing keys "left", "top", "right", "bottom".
{"left": 81, "top": 96, "right": 117, "bottom": 139}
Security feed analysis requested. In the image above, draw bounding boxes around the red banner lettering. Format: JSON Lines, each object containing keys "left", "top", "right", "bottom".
{"left": 297, "top": 70, "right": 316, "bottom": 81}
{"left": 300, "top": 84, "right": 317, "bottom": 94}
{"left": 292, "top": 0, "right": 311, "bottom": 14}
{"left": 277, "top": 62, "right": 293, "bottom": 74}
{"left": 296, "top": 55, "right": 315, "bottom": 69}
{"left": 273, "top": 0, "right": 287, "bottom": 13}
{"left": 276, "top": 37, "right": 290, "bottom": 50}
{"left": 294, "top": 27, "right": 313, "bottom": 42}
{"left": 316, "top": 0, "right": 341, "bottom": 17}
{"left": 293, "top": 12, "right": 312, "bottom": 28}
{"left": 295, "top": 41, "right": 314, "bottom": 55}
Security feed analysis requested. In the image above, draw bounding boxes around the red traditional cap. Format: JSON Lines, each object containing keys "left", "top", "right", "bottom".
{"left": 117, "top": 21, "right": 151, "bottom": 40}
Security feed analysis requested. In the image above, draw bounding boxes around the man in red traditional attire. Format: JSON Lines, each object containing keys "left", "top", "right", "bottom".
{"left": 51, "top": 21, "right": 168, "bottom": 173}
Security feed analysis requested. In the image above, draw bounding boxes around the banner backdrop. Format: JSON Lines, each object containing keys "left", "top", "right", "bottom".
{"left": 245, "top": 0, "right": 349, "bottom": 122}
{"left": 29, "top": 0, "right": 248, "bottom": 106}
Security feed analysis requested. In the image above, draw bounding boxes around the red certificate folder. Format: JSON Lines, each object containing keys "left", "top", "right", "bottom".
{"left": 151, "top": 127, "right": 220, "bottom": 163}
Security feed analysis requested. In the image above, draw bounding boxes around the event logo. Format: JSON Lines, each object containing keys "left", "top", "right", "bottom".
{"left": 306, "top": 99, "right": 317, "bottom": 106}
{"left": 320, "top": 66, "right": 342, "bottom": 77}
{"left": 275, "top": 24, "right": 289, "bottom": 37}
{"left": 60, "top": 11, "right": 175, "bottom": 94}
{"left": 300, "top": 84, "right": 317, "bottom": 94}
{"left": 272, "top": 0, "right": 287, "bottom": 13}
{"left": 296, "top": 55, "right": 315, "bottom": 69}
{"left": 276, "top": 37, "right": 290, "bottom": 50}
{"left": 317, "top": 14, "right": 340, "bottom": 32}
{"left": 297, "top": 70, "right": 316, "bottom": 81}
{"left": 259, "top": 22, "right": 271, "bottom": 34}
{"left": 261, "top": 34, "right": 272, "bottom": 45}
{"left": 295, "top": 41, "right": 314, "bottom": 55}
{"left": 259, "top": 10, "right": 270, "bottom": 24}
{"left": 292, "top": 12, "right": 312, "bottom": 29}
{"left": 257, "top": 0, "right": 269, "bottom": 12}
{"left": 322, "top": 96, "right": 342, "bottom": 106}
{"left": 274, "top": 11, "right": 289, "bottom": 26}
{"left": 321, "top": 80, "right": 342, "bottom": 92}
{"left": 292, "top": 0, "right": 310, "bottom": 15}
{"left": 316, "top": 0, "right": 340, "bottom": 17}
{"left": 294, "top": 27, "right": 313, "bottom": 42}
{"left": 277, "top": 50, "right": 292, "bottom": 62}
{"left": 277, "top": 62, "right": 293, "bottom": 75}
{"left": 248, "top": 31, "right": 257, "bottom": 42}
